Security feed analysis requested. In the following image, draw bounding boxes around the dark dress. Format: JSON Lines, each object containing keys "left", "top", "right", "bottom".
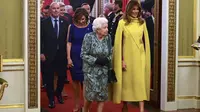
{"left": 68, "top": 23, "right": 93, "bottom": 82}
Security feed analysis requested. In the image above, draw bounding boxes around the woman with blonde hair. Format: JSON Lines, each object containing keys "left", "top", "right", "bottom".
{"left": 112, "top": 0, "right": 151, "bottom": 112}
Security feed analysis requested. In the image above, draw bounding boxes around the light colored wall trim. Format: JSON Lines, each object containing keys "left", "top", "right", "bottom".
{"left": 1, "top": 61, "right": 24, "bottom": 71}
{"left": 0, "top": 104, "right": 24, "bottom": 109}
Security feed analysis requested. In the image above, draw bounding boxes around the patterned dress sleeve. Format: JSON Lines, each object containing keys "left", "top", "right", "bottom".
{"left": 81, "top": 33, "right": 97, "bottom": 65}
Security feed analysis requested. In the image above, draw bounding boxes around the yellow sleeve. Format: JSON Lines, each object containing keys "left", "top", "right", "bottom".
{"left": 143, "top": 22, "right": 151, "bottom": 100}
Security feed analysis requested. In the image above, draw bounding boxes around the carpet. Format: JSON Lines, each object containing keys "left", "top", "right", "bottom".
{"left": 41, "top": 71, "right": 148, "bottom": 112}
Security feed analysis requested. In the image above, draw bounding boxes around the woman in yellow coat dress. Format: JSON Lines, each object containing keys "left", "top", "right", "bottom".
{"left": 112, "top": 1, "right": 151, "bottom": 112}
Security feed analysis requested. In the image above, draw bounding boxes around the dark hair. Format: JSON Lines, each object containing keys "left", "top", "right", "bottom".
{"left": 73, "top": 8, "right": 89, "bottom": 25}
{"left": 81, "top": 3, "right": 90, "bottom": 7}
{"left": 114, "top": 1, "right": 122, "bottom": 8}
{"left": 123, "top": 0, "right": 144, "bottom": 25}
{"left": 44, "top": 5, "right": 50, "bottom": 9}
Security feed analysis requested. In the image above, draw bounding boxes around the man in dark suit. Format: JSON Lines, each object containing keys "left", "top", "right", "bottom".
{"left": 142, "top": 0, "right": 154, "bottom": 69}
{"left": 41, "top": 2, "right": 69, "bottom": 108}
{"left": 81, "top": 3, "right": 95, "bottom": 23}
{"left": 69, "top": 0, "right": 95, "bottom": 11}
{"left": 104, "top": 3, "right": 115, "bottom": 37}
{"left": 64, "top": 5, "right": 74, "bottom": 24}
{"left": 110, "top": 1, "right": 123, "bottom": 46}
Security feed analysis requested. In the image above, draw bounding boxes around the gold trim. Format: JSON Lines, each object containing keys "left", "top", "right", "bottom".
{"left": 28, "top": 0, "right": 38, "bottom": 108}
{"left": 3, "top": 64, "right": 24, "bottom": 67}
{"left": 178, "top": 56, "right": 195, "bottom": 58}
{"left": 167, "top": 0, "right": 176, "bottom": 102}
{"left": 0, "top": 104, "right": 24, "bottom": 109}
{"left": 2, "top": 69, "right": 24, "bottom": 72}
{"left": 3, "top": 59, "right": 24, "bottom": 63}
{"left": 177, "top": 96, "right": 200, "bottom": 100}
{"left": 0, "top": 55, "right": 2, "bottom": 72}
{"left": 178, "top": 65, "right": 200, "bottom": 67}
{"left": 0, "top": 81, "right": 8, "bottom": 100}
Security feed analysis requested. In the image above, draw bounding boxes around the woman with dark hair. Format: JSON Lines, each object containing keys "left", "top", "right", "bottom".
{"left": 67, "top": 8, "right": 93, "bottom": 112}
{"left": 112, "top": 1, "right": 151, "bottom": 112}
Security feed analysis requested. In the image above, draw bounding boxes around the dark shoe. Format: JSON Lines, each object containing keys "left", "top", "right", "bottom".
{"left": 41, "top": 84, "right": 46, "bottom": 89}
{"left": 56, "top": 95, "right": 64, "bottom": 104}
{"left": 64, "top": 79, "right": 69, "bottom": 84}
{"left": 48, "top": 101, "right": 55, "bottom": 109}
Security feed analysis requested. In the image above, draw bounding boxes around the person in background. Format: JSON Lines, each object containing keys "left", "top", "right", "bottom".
{"left": 110, "top": 1, "right": 123, "bottom": 46}
{"left": 65, "top": 5, "right": 74, "bottom": 24}
{"left": 81, "top": 3, "right": 95, "bottom": 23}
{"left": 58, "top": 2, "right": 70, "bottom": 85}
{"left": 112, "top": 1, "right": 151, "bottom": 112}
{"left": 81, "top": 17, "right": 112, "bottom": 112}
{"left": 41, "top": 5, "right": 50, "bottom": 21}
{"left": 103, "top": 3, "right": 115, "bottom": 38}
{"left": 67, "top": 8, "right": 93, "bottom": 112}
{"left": 41, "top": 2, "right": 69, "bottom": 108}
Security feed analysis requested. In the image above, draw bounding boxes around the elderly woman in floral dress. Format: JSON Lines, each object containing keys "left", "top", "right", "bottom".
{"left": 81, "top": 17, "right": 112, "bottom": 112}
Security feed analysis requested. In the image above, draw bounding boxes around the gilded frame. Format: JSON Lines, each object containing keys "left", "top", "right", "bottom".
{"left": 27, "top": 0, "right": 38, "bottom": 108}
{"left": 167, "top": 0, "right": 177, "bottom": 102}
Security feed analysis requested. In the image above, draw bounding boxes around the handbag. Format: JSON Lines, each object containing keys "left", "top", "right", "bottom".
{"left": 107, "top": 35, "right": 117, "bottom": 84}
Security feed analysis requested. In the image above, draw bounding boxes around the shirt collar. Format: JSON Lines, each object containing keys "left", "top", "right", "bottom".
{"left": 51, "top": 16, "right": 59, "bottom": 21}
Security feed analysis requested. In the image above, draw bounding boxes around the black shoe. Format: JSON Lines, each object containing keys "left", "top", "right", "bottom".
{"left": 48, "top": 101, "right": 55, "bottom": 109}
{"left": 64, "top": 79, "right": 69, "bottom": 84}
{"left": 41, "top": 84, "right": 46, "bottom": 89}
{"left": 56, "top": 95, "right": 64, "bottom": 104}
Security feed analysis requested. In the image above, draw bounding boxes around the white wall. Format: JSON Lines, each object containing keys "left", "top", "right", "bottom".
{"left": 177, "top": 60, "right": 200, "bottom": 109}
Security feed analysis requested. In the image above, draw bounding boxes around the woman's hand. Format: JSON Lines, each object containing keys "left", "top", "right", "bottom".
{"left": 67, "top": 58, "right": 73, "bottom": 68}
{"left": 122, "top": 60, "right": 127, "bottom": 71}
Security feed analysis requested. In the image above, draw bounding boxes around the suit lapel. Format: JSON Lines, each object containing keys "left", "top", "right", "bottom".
{"left": 47, "top": 18, "right": 55, "bottom": 36}
{"left": 58, "top": 19, "right": 64, "bottom": 38}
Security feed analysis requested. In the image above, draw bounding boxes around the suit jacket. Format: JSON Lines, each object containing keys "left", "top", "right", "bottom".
{"left": 106, "top": 12, "right": 115, "bottom": 35}
{"left": 89, "top": 16, "right": 95, "bottom": 23}
{"left": 41, "top": 17, "right": 69, "bottom": 65}
{"left": 145, "top": 16, "right": 154, "bottom": 68}
{"left": 64, "top": 13, "right": 73, "bottom": 24}
{"left": 110, "top": 10, "right": 123, "bottom": 46}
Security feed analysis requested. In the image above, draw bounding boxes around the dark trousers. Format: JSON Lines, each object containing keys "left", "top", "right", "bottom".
{"left": 44, "top": 50, "right": 66, "bottom": 102}
{"left": 41, "top": 62, "right": 46, "bottom": 85}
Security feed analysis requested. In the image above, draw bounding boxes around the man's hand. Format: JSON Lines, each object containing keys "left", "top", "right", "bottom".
{"left": 41, "top": 54, "right": 46, "bottom": 62}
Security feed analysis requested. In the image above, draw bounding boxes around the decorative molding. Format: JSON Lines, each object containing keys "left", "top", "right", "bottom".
{"left": 177, "top": 96, "right": 200, "bottom": 100}
{"left": 28, "top": 0, "right": 38, "bottom": 108}
{"left": 167, "top": 0, "right": 177, "bottom": 102}
{"left": 0, "top": 55, "right": 2, "bottom": 72}
{"left": 0, "top": 104, "right": 24, "bottom": 109}
{"left": 3, "top": 59, "right": 24, "bottom": 63}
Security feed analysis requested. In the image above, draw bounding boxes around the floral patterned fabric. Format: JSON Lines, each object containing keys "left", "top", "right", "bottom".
{"left": 81, "top": 32, "right": 112, "bottom": 101}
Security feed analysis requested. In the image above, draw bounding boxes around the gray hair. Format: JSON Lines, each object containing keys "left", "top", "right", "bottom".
{"left": 104, "top": 3, "right": 114, "bottom": 11}
{"left": 92, "top": 17, "right": 108, "bottom": 32}
{"left": 58, "top": 2, "right": 65, "bottom": 6}
{"left": 65, "top": 5, "right": 73, "bottom": 13}
{"left": 50, "top": 2, "right": 60, "bottom": 8}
